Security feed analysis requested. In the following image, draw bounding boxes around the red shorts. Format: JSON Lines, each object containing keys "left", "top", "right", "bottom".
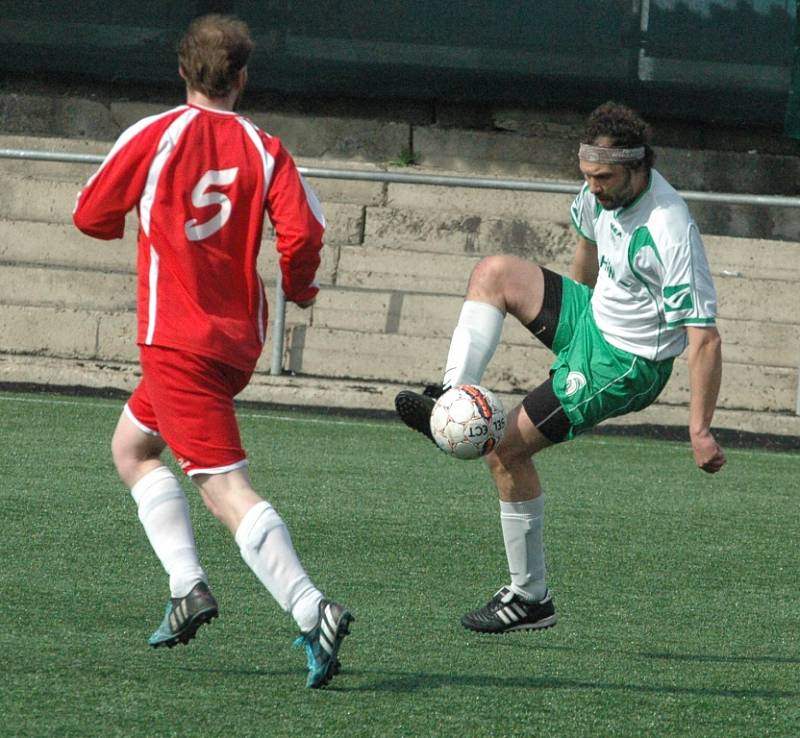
{"left": 126, "top": 345, "right": 253, "bottom": 476}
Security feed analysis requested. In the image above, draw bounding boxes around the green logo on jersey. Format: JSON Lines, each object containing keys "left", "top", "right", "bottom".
{"left": 599, "top": 254, "right": 615, "bottom": 280}
{"left": 663, "top": 283, "right": 693, "bottom": 312}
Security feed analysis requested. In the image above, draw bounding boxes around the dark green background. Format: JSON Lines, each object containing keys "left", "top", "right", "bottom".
{"left": 1, "top": 1, "right": 798, "bottom": 133}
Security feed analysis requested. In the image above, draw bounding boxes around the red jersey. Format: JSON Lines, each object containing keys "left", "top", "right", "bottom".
{"left": 73, "top": 103, "right": 324, "bottom": 372}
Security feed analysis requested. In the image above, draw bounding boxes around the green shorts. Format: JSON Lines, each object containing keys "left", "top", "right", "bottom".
{"left": 549, "top": 276, "right": 673, "bottom": 439}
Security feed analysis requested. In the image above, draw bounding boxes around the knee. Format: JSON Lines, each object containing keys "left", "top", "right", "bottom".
{"left": 195, "top": 476, "right": 232, "bottom": 521}
{"left": 467, "top": 256, "right": 543, "bottom": 320}
{"left": 198, "top": 486, "right": 224, "bottom": 522}
{"left": 468, "top": 255, "right": 514, "bottom": 295}
{"left": 111, "top": 430, "right": 159, "bottom": 488}
{"left": 195, "top": 472, "right": 262, "bottom": 534}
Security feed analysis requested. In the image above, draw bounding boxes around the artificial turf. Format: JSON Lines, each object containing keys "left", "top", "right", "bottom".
{"left": 2, "top": 390, "right": 798, "bottom": 737}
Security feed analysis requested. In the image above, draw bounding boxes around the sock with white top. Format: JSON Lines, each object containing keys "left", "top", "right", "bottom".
{"left": 130, "top": 466, "right": 207, "bottom": 598}
{"left": 442, "top": 300, "right": 505, "bottom": 390}
{"left": 500, "top": 495, "right": 547, "bottom": 602}
{"left": 235, "top": 500, "right": 324, "bottom": 632}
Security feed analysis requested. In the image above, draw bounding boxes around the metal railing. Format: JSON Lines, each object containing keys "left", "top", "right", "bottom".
{"left": 4, "top": 148, "right": 800, "bottom": 209}
{"left": 2, "top": 147, "right": 800, "bottom": 402}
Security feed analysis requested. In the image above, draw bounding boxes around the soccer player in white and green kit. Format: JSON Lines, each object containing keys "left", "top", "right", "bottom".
{"left": 395, "top": 101, "right": 726, "bottom": 634}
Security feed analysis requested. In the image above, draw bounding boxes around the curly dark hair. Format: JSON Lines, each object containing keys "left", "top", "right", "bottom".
{"left": 582, "top": 101, "right": 655, "bottom": 171}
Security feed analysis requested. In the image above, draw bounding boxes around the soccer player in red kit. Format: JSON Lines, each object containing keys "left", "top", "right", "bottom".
{"left": 73, "top": 14, "right": 352, "bottom": 689}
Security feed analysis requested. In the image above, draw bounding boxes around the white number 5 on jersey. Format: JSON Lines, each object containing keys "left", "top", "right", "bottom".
{"left": 184, "top": 168, "right": 239, "bottom": 241}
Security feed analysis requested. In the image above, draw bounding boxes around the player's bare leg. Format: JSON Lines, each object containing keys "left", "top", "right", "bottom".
{"left": 192, "top": 466, "right": 262, "bottom": 534}
{"left": 483, "top": 402, "right": 552, "bottom": 503}
{"left": 444, "top": 255, "right": 546, "bottom": 389}
{"left": 111, "top": 411, "right": 215, "bottom": 647}
{"left": 462, "top": 403, "right": 558, "bottom": 634}
{"left": 195, "top": 467, "right": 353, "bottom": 688}
{"left": 111, "top": 410, "right": 168, "bottom": 488}
{"left": 463, "top": 255, "right": 546, "bottom": 321}
{"left": 194, "top": 467, "right": 324, "bottom": 625}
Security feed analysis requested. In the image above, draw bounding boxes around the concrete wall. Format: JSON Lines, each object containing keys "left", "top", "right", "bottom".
{"left": 0, "top": 89, "right": 798, "bottom": 440}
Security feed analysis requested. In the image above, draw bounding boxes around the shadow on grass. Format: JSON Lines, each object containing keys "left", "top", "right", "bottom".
{"left": 456, "top": 638, "right": 800, "bottom": 665}
{"left": 635, "top": 650, "right": 800, "bottom": 665}
{"left": 174, "top": 664, "right": 800, "bottom": 699}
{"left": 528, "top": 642, "right": 800, "bottom": 666}
{"left": 175, "top": 665, "right": 358, "bottom": 692}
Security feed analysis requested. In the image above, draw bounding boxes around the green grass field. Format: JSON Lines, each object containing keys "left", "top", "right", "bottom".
{"left": 2, "top": 389, "right": 798, "bottom": 738}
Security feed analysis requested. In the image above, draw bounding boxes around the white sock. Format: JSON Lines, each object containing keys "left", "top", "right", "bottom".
{"left": 130, "top": 466, "right": 207, "bottom": 598}
{"left": 442, "top": 300, "right": 505, "bottom": 389}
{"left": 235, "top": 500, "right": 323, "bottom": 632}
{"left": 500, "top": 496, "right": 547, "bottom": 602}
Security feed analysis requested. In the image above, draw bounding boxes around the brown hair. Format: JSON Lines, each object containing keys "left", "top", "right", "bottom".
{"left": 582, "top": 101, "right": 655, "bottom": 171}
{"left": 177, "top": 14, "right": 255, "bottom": 98}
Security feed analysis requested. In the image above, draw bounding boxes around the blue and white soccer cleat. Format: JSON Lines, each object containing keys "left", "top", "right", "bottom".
{"left": 293, "top": 599, "right": 354, "bottom": 688}
{"left": 148, "top": 581, "right": 219, "bottom": 648}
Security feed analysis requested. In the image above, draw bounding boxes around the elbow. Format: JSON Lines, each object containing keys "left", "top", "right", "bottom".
{"left": 691, "top": 325, "right": 721, "bottom": 348}
{"left": 73, "top": 210, "right": 123, "bottom": 240}
{"left": 73, "top": 209, "right": 100, "bottom": 237}
{"left": 705, "top": 327, "right": 722, "bottom": 354}
{"left": 72, "top": 208, "right": 89, "bottom": 234}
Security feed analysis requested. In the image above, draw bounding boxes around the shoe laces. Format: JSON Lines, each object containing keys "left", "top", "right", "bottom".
{"left": 492, "top": 586, "right": 549, "bottom": 608}
{"left": 487, "top": 586, "right": 516, "bottom": 611}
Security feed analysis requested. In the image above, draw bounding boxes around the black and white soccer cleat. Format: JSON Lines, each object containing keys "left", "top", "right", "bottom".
{"left": 461, "top": 586, "right": 557, "bottom": 634}
{"left": 394, "top": 384, "right": 444, "bottom": 443}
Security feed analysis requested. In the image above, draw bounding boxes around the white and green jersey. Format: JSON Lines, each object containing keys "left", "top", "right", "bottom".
{"left": 570, "top": 169, "right": 717, "bottom": 361}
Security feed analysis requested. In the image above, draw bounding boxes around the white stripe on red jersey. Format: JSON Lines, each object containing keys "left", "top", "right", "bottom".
{"left": 146, "top": 245, "right": 160, "bottom": 346}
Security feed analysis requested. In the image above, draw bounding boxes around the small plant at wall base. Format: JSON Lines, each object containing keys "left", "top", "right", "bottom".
{"left": 389, "top": 146, "right": 417, "bottom": 166}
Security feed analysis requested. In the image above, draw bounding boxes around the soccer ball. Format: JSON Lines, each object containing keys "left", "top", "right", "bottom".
{"left": 429, "top": 384, "right": 506, "bottom": 460}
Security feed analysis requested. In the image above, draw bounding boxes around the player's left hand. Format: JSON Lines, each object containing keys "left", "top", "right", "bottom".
{"left": 691, "top": 431, "right": 726, "bottom": 474}
{"left": 295, "top": 297, "right": 316, "bottom": 309}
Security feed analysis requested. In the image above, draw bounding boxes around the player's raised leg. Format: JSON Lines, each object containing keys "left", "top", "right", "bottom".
{"left": 195, "top": 468, "right": 354, "bottom": 689}
{"left": 111, "top": 407, "right": 217, "bottom": 648}
{"left": 461, "top": 397, "right": 558, "bottom": 634}
{"left": 395, "top": 256, "right": 546, "bottom": 440}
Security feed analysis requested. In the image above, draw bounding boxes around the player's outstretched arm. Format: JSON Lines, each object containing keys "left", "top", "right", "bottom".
{"left": 686, "top": 325, "right": 726, "bottom": 474}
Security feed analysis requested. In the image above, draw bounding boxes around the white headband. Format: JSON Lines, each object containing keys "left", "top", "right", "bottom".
{"left": 578, "top": 143, "right": 645, "bottom": 163}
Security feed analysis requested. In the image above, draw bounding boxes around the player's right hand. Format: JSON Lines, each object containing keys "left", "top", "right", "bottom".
{"left": 295, "top": 297, "right": 316, "bottom": 309}
{"left": 691, "top": 431, "right": 726, "bottom": 474}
